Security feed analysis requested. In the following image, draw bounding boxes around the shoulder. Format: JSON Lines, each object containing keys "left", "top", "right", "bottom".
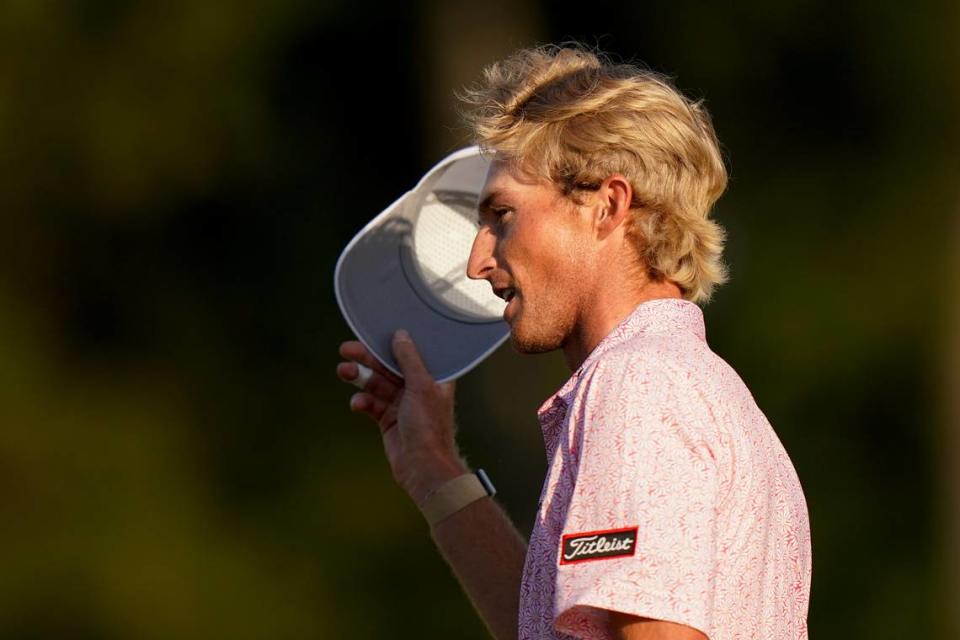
{"left": 582, "top": 331, "right": 717, "bottom": 397}
{"left": 575, "top": 332, "right": 738, "bottom": 449}
{"left": 570, "top": 336, "right": 690, "bottom": 438}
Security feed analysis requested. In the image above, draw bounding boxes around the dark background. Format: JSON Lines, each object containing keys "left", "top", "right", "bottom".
{"left": 1, "top": 1, "right": 958, "bottom": 637}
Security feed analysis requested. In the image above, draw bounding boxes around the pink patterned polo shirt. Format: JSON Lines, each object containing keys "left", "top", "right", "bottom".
{"left": 519, "top": 299, "right": 811, "bottom": 640}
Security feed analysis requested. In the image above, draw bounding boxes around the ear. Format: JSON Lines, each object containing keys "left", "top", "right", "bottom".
{"left": 594, "top": 174, "right": 634, "bottom": 241}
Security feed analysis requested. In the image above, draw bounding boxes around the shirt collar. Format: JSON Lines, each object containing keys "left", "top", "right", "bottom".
{"left": 537, "top": 298, "right": 706, "bottom": 424}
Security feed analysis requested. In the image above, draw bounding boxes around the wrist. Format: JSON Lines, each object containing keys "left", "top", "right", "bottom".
{"left": 417, "top": 469, "right": 497, "bottom": 526}
{"left": 404, "top": 454, "right": 470, "bottom": 505}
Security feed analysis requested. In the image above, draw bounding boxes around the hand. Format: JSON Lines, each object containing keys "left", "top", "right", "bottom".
{"left": 336, "top": 330, "right": 469, "bottom": 504}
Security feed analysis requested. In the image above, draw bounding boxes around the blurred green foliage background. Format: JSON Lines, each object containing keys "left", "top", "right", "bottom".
{"left": 1, "top": 0, "right": 958, "bottom": 638}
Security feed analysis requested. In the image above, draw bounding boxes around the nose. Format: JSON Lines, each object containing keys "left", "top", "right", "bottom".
{"left": 467, "top": 226, "right": 497, "bottom": 280}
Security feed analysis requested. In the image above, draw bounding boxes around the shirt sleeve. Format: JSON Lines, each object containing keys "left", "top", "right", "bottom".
{"left": 553, "top": 356, "right": 721, "bottom": 639}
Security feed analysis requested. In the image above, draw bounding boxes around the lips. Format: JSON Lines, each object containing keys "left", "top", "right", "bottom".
{"left": 502, "top": 289, "right": 520, "bottom": 323}
{"left": 492, "top": 284, "right": 519, "bottom": 322}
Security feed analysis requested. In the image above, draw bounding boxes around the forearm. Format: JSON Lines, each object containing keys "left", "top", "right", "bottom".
{"left": 336, "top": 337, "right": 527, "bottom": 638}
{"left": 428, "top": 494, "right": 528, "bottom": 640}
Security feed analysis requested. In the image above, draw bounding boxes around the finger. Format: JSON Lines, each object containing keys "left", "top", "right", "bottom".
{"left": 350, "top": 393, "right": 398, "bottom": 435}
{"left": 351, "top": 363, "right": 374, "bottom": 389}
{"left": 391, "top": 329, "right": 434, "bottom": 390}
{"left": 336, "top": 361, "right": 361, "bottom": 384}
{"left": 365, "top": 371, "right": 401, "bottom": 402}
{"left": 339, "top": 341, "right": 403, "bottom": 385}
{"left": 378, "top": 404, "right": 399, "bottom": 434}
{"left": 349, "top": 392, "right": 388, "bottom": 422}
{"left": 337, "top": 362, "right": 401, "bottom": 403}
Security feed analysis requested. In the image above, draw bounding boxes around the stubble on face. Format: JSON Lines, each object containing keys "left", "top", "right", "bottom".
{"left": 506, "top": 197, "right": 595, "bottom": 356}
{"left": 509, "top": 306, "right": 573, "bottom": 355}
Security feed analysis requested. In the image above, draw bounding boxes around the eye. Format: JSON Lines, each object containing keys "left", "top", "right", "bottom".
{"left": 477, "top": 203, "right": 514, "bottom": 228}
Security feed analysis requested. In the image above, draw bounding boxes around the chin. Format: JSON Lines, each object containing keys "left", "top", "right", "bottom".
{"left": 509, "top": 315, "right": 567, "bottom": 355}
{"left": 510, "top": 334, "right": 556, "bottom": 355}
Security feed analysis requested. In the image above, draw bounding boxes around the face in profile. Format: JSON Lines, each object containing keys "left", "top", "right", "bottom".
{"left": 468, "top": 160, "right": 599, "bottom": 355}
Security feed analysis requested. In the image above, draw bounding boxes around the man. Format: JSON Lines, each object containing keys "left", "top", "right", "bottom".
{"left": 336, "top": 45, "right": 811, "bottom": 640}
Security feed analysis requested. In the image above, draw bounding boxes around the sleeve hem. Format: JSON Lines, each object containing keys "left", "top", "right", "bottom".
{"left": 555, "top": 590, "right": 711, "bottom": 639}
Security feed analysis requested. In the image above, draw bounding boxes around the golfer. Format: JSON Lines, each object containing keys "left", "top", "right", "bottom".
{"left": 336, "top": 44, "right": 811, "bottom": 640}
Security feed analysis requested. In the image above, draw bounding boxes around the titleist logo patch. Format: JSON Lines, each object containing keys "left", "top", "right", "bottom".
{"left": 560, "top": 526, "right": 638, "bottom": 565}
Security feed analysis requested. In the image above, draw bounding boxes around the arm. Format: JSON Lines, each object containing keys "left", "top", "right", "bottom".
{"left": 336, "top": 331, "right": 526, "bottom": 640}
{"left": 610, "top": 613, "right": 708, "bottom": 640}
{"left": 429, "top": 487, "right": 528, "bottom": 640}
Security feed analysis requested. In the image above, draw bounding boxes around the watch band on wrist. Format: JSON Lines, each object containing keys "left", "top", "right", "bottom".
{"left": 418, "top": 469, "right": 496, "bottom": 526}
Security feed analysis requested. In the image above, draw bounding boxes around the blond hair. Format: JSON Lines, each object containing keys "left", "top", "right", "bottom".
{"left": 459, "top": 44, "right": 729, "bottom": 303}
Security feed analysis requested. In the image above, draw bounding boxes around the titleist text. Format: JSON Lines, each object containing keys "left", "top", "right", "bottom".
{"left": 560, "top": 527, "right": 638, "bottom": 564}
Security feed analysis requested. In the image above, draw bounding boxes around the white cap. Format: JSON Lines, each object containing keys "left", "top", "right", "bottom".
{"left": 334, "top": 147, "right": 509, "bottom": 383}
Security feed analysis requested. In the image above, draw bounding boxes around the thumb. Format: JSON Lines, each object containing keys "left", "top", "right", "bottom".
{"left": 438, "top": 380, "right": 456, "bottom": 402}
{"left": 392, "top": 329, "right": 433, "bottom": 389}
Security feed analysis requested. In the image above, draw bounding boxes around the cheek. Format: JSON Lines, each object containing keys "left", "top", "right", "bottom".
{"left": 501, "top": 214, "right": 586, "bottom": 284}
{"left": 542, "top": 225, "right": 587, "bottom": 271}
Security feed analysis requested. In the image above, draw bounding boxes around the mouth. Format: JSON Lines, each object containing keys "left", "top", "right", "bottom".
{"left": 493, "top": 285, "right": 519, "bottom": 323}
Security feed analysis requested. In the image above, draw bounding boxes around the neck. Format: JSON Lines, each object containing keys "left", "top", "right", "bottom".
{"left": 560, "top": 278, "right": 683, "bottom": 371}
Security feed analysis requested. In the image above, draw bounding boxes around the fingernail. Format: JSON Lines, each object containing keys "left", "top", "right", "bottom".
{"left": 350, "top": 393, "right": 363, "bottom": 409}
{"left": 394, "top": 329, "right": 410, "bottom": 342}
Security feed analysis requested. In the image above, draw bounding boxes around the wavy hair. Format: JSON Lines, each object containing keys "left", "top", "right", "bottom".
{"left": 459, "top": 44, "right": 729, "bottom": 303}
